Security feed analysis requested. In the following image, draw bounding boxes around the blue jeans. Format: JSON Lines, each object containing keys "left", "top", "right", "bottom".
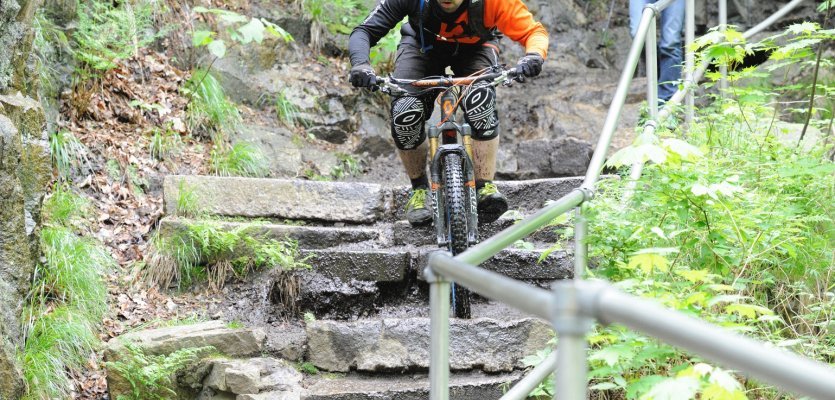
{"left": 630, "top": 0, "right": 685, "bottom": 101}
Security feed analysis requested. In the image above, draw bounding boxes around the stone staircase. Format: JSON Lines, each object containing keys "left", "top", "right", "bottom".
{"left": 108, "top": 175, "right": 582, "bottom": 399}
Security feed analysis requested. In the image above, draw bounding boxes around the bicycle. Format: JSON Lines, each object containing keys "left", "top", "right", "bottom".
{"left": 374, "top": 66, "right": 522, "bottom": 318}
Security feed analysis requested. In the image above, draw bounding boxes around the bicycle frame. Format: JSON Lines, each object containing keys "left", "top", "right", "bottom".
{"left": 428, "top": 88, "right": 478, "bottom": 248}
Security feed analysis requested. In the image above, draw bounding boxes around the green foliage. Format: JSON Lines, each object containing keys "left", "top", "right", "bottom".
{"left": 104, "top": 343, "right": 213, "bottom": 400}
{"left": 183, "top": 69, "right": 241, "bottom": 137}
{"left": 275, "top": 89, "right": 305, "bottom": 127}
{"left": 49, "top": 130, "right": 89, "bottom": 180}
{"left": 20, "top": 306, "right": 100, "bottom": 400}
{"left": 209, "top": 142, "right": 270, "bottom": 178}
{"left": 369, "top": 21, "right": 403, "bottom": 73}
{"left": 31, "top": 10, "right": 71, "bottom": 100}
{"left": 38, "top": 226, "right": 111, "bottom": 318}
{"left": 298, "top": 361, "right": 319, "bottom": 375}
{"left": 191, "top": 7, "right": 293, "bottom": 60}
{"left": 149, "top": 126, "right": 183, "bottom": 161}
{"left": 73, "top": 0, "right": 162, "bottom": 74}
{"left": 42, "top": 184, "right": 90, "bottom": 227}
{"left": 22, "top": 186, "right": 113, "bottom": 399}
{"left": 175, "top": 181, "right": 199, "bottom": 218}
{"left": 331, "top": 153, "right": 364, "bottom": 179}
{"left": 145, "top": 220, "right": 313, "bottom": 289}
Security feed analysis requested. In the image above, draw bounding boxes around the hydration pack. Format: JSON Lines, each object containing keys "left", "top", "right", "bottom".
{"left": 418, "top": 0, "right": 497, "bottom": 53}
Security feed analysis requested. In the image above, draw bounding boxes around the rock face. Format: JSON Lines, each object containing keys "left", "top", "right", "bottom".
{"left": 105, "top": 321, "right": 268, "bottom": 399}
{"left": 0, "top": 0, "right": 49, "bottom": 398}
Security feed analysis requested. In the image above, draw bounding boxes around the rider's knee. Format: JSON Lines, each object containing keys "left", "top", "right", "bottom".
{"left": 462, "top": 83, "right": 499, "bottom": 140}
{"left": 391, "top": 96, "right": 428, "bottom": 150}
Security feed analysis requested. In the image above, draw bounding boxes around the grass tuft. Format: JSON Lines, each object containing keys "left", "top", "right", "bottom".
{"left": 41, "top": 184, "right": 90, "bottom": 227}
{"left": 149, "top": 127, "right": 183, "bottom": 161}
{"left": 49, "top": 130, "right": 89, "bottom": 180}
{"left": 184, "top": 69, "right": 240, "bottom": 138}
{"left": 145, "top": 221, "right": 312, "bottom": 290}
{"left": 209, "top": 142, "right": 270, "bottom": 178}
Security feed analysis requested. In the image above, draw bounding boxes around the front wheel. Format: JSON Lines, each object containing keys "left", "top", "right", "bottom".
{"left": 442, "top": 152, "right": 471, "bottom": 318}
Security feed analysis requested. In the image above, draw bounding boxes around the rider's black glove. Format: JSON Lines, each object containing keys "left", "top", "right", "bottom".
{"left": 516, "top": 53, "right": 544, "bottom": 78}
{"left": 349, "top": 63, "right": 377, "bottom": 88}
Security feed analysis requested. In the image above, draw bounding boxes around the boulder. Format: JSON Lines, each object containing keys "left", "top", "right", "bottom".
{"left": 105, "top": 321, "right": 267, "bottom": 399}
{"left": 201, "top": 358, "right": 302, "bottom": 398}
{"left": 233, "top": 125, "right": 302, "bottom": 177}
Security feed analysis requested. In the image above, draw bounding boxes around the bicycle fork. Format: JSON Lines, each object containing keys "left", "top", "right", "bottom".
{"left": 428, "top": 125, "right": 479, "bottom": 249}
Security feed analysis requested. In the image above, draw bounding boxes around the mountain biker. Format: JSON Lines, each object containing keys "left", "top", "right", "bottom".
{"left": 349, "top": 0, "right": 549, "bottom": 227}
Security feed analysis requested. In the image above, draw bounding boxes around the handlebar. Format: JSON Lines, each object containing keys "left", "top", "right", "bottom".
{"left": 372, "top": 68, "right": 522, "bottom": 96}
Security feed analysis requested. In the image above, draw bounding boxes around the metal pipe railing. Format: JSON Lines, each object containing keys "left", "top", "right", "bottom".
{"left": 499, "top": 350, "right": 559, "bottom": 400}
{"left": 455, "top": 189, "right": 586, "bottom": 266}
{"left": 574, "top": 280, "right": 835, "bottom": 399}
{"left": 719, "top": 0, "right": 729, "bottom": 90}
{"left": 426, "top": 1, "right": 815, "bottom": 399}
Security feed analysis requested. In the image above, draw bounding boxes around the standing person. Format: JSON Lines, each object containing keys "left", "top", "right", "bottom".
{"left": 348, "top": 0, "right": 549, "bottom": 226}
{"left": 630, "top": 0, "right": 685, "bottom": 102}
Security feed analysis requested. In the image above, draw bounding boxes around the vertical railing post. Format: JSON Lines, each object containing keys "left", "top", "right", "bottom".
{"left": 552, "top": 281, "right": 593, "bottom": 400}
{"left": 426, "top": 263, "right": 450, "bottom": 400}
{"left": 645, "top": 11, "right": 659, "bottom": 120}
{"left": 574, "top": 207, "right": 588, "bottom": 281}
{"left": 719, "top": 0, "right": 728, "bottom": 92}
{"left": 685, "top": 0, "right": 695, "bottom": 126}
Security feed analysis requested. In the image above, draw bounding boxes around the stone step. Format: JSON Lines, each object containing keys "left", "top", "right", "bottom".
{"left": 389, "top": 176, "right": 585, "bottom": 221}
{"left": 392, "top": 217, "right": 563, "bottom": 247}
{"left": 163, "top": 175, "right": 585, "bottom": 224}
{"left": 304, "top": 316, "right": 552, "bottom": 373}
{"left": 302, "top": 371, "right": 522, "bottom": 400}
{"left": 163, "top": 175, "right": 388, "bottom": 223}
{"left": 159, "top": 217, "right": 383, "bottom": 250}
{"left": 300, "top": 247, "right": 572, "bottom": 283}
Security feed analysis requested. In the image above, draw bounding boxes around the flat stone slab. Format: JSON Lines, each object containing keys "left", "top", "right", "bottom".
{"left": 306, "top": 317, "right": 552, "bottom": 372}
{"left": 159, "top": 217, "right": 381, "bottom": 249}
{"left": 301, "top": 249, "right": 410, "bottom": 282}
{"left": 105, "top": 321, "right": 265, "bottom": 360}
{"left": 163, "top": 175, "right": 387, "bottom": 223}
{"left": 388, "top": 177, "right": 584, "bottom": 220}
{"left": 302, "top": 371, "right": 521, "bottom": 400}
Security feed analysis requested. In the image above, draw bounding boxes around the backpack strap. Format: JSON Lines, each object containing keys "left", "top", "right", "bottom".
{"left": 418, "top": 0, "right": 433, "bottom": 53}
{"left": 467, "top": 0, "right": 497, "bottom": 44}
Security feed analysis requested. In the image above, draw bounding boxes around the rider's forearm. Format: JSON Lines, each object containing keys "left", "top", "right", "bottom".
{"left": 348, "top": 29, "right": 373, "bottom": 66}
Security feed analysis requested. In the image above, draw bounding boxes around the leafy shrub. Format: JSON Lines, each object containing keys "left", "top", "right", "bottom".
{"left": 104, "top": 343, "right": 214, "bottom": 400}
{"left": 73, "top": 0, "right": 162, "bottom": 74}
{"left": 149, "top": 126, "right": 183, "bottom": 161}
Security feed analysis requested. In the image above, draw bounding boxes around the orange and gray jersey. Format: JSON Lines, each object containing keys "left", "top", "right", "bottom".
{"left": 349, "top": 0, "right": 549, "bottom": 66}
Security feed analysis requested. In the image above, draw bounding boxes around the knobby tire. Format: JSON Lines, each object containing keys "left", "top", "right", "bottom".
{"left": 443, "top": 153, "right": 471, "bottom": 319}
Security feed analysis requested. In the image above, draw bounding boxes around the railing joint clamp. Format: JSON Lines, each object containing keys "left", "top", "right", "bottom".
{"left": 643, "top": 3, "right": 660, "bottom": 18}
{"left": 643, "top": 119, "right": 658, "bottom": 130}
{"left": 424, "top": 251, "right": 450, "bottom": 283}
{"left": 576, "top": 187, "right": 595, "bottom": 202}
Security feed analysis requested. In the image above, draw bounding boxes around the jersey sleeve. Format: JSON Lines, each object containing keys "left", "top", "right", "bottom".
{"left": 349, "top": 0, "right": 409, "bottom": 66}
{"left": 485, "top": 0, "right": 549, "bottom": 58}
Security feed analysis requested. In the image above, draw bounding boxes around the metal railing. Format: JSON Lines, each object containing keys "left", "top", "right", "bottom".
{"left": 424, "top": 0, "right": 835, "bottom": 399}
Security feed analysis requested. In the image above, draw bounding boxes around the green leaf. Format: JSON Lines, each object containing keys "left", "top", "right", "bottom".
{"left": 786, "top": 22, "right": 819, "bottom": 35}
{"left": 626, "top": 375, "right": 666, "bottom": 400}
{"left": 192, "top": 30, "right": 215, "bottom": 47}
{"left": 628, "top": 253, "right": 668, "bottom": 274}
{"left": 640, "top": 376, "right": 700, "bottom": 400}
{"left": 237, "top": 18, "right": 265, "bottom": 44}
{"left": 702, "top": 383, "right": 748, "bottom": 400}
{"left": 589, "top": 345, "right": 635, "bottom": 367}
{"left": 676, "top": 269, "right": 709, "bottom": 283}
{"left": 590, "top": 382, "right": 620, "bottom": 391}
{"left": 207, "top": 39, "right": 227, "bottom": 58}
{"left": 662, "top": 138, "right": 703, "bottom": 161}
{"left": 724, "top": 303, "right": 773, "bottom": 319}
